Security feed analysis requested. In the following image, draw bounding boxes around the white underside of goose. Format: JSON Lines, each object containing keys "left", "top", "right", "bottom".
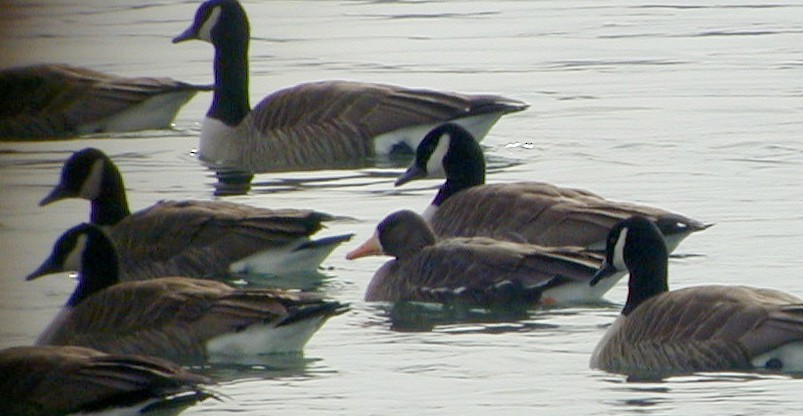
{"left": 751, "top": 342, "right": 803, "bottom": 372}
{"left": 578, "top": 229, "right": 694, "bottom": 254}
{"left": 540, "top": 270, "right": 626, "bottom": 304}
{"left": 206, "top": 315, "right": 327, "bottom": 360}
{"left": 372, "top": 113, "right": 504, "bottom": 155}
{"left": 76, "top": 90, "right": 197, "bottom": 134}
{"left": 228, "top": 238, "right": 343, "bottom": 276}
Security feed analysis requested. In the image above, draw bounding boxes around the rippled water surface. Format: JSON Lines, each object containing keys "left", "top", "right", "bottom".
{"left": 3, "top": 1, "right": 803, "bottom": 414}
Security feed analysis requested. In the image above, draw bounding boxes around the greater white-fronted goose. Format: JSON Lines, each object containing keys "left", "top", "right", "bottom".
{"left": 346, "top": 210, "right": 621, "bottom": 305}
{"left": 395, "top": 123, "right": 711, "bottom": 252}
{"left": 28, "top": 223, "right": 349, "bottom": 363}
{"left": 34, "top": 147, "right": 352, "bottom": 280}
{"left": 0, "top": 345, "right": 213, "bottom": 416}
{"left": 172, "top": 0, "right": 528, "bottom": 174}
{"left": 589, "top": 216, "right": 803, "bottom": 375}
{"left": 0, "top": 64, "right": 210, "bottom": 140}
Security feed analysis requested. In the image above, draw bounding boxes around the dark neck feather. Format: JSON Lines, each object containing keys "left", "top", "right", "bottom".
{"left": 622, "top": 239, "right": 669, "bottom": 316}
{"left": 433, "top": 129, "right": 486, "bottom": 207}
{"left": 67, "top": 229, "right": 120, "bottom": 307}
{"left": 208, "top": 20, "right": 250, "bottom": 125}
{"left": 91, "top": 163, "right": 131, "bottom": 226}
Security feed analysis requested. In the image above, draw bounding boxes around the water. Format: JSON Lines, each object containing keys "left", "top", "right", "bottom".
{"left": 2, "top": 0, "right": 803, "bottom": 414}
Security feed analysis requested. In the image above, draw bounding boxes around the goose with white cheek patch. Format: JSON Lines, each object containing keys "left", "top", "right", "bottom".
{"left": 589, "top": 215, "right": 803, "bottom": 375}
{"left": 28, "top": 223, "right": 349, "bottom": 364}
{"left": 0, "top": 345, "right": 214, "bottom": 416}
{"left": 346, "top": 210, "right": 622, "bottom": 305}
{"left": 0, "top": 63, "right": 210, "bottom": 140}
{"left": 35, "top": 147, "right": 352, "bottom": 280}
{"left": 172, "top": 0, "right": 528, "bottom": 174}
{"left": 395, "top": 123, "right": 711, "bottom": 253}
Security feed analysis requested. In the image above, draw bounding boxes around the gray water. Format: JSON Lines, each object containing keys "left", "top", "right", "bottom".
{"left": 2, "top": 0, "right": 803, "bottom": 414}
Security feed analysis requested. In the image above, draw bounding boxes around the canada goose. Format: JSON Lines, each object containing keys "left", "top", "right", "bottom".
{"left": 0, "top": 64, "right": 211, "bottom": 140}
{"left": 28, "top": 223, "right": 349, "bottom": 363}
{"left": 395, "top": 123, "right": 711, "bottom": 252}
{"left": 588, "top": 216, "right": 803, "bottom": 375}
{"left": 0, "top": 345, "right": 213, "bottom": 416}
{"left": 346, "top": 210, "right": 621, "bottom": 305}
{"left": 35, "top": 147, "right": 352, "bottom": 280}
{"left": 171, "top": 0, "right": 527, "bottom": 174}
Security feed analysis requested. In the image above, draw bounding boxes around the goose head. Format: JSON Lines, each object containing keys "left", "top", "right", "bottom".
{"left": 395, "top": 123, "right": 486, "bottom": 188}
{"left": 346, "top": 210, "right": 437, "bottom": 261}
{"left": 590, "top": 215, "right": 669, "bottom": 315}
{"left": 27, "top": 223, "right": 120, "bottom": 307}
{"left": 40, "top": 148, "right": 118, "bottom": 206}
{"left": 173, "top": 0, "right": 248, "bottom": 46}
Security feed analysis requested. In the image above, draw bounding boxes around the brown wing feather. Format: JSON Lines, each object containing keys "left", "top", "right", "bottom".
{"left": 433, "top": 182, "right": 691, "bottom": 247}
{"left": 367, "top": 237, "right": 600, "bottom": 303}
{"left": 595, "top": 286, "right": 803, "bottom": 373}
{"left": 0, "top": 64, "right": 209, "bottom": 139}
{"left": 233, "top": 81, "right": 526, "bottom": 171}
{"left": 0, "top": 345, "right": 209, "bottom": 415}
{"left": 109, "top": 200, "right": 329, "bottom": 280}
{"left": 47, "top": 277, "right": 328, "bottom": 361}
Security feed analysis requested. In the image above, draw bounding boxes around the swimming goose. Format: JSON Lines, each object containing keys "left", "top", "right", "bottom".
{"left": 35, "top": 147, "right": 352, "bottom": 280}
{"left": 0, "top": 63, "right": 210, "bottom": 140}
{"left": 589, "top": 216, "right": 803, "bottom": 375}
{"left": 395, "top": 123, "right": 710, "bottom": 252}
{"left": 346, "top": 210, "right": 621, "bottom": 305}
{"left": 172, "top": 0, "right": 528, "bottom": 174}
{"left": 0, "top": 345, "right": 213, "bottom": 416}
{"left": 28, "top": 223, "right": 349, "bottom": 363}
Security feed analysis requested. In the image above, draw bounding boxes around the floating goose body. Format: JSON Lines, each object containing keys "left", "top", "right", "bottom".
{"left": 35, "top": 148, "right": 352, "bottom": 280}
{"left": 0, "top": 64, "right": 210, "bottom": 140}
{"left": 589, "top": 216, "right": 803, "bottom": 375}
{"left": 0, "top": 345, "right": 213, "bottom": 416}
{"left": 346, "top": 210, "right": 621, "bottom": 305}
{"left": 29, "top": 224, "right": 348, "bottom": 363}
{"left": 173, "top": 0, "right": 527, "bottom": 173}
{"left": 395, "top": 123, "right": 710, "bottom": 252}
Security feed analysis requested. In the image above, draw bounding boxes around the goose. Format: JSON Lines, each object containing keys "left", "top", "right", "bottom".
{"left": 34, "top": 147, "right": 352, "bottom": 280}
{"left": 588, "top": 216, "right": 803, "bottom": 375}
{"left": 395, "top": 123, "right": 711, "bottom": 253}
{"left": 0, "top": 345, "right": 213, "bottom": 416}
{"left": 346, "top": 210, "right": 621, "bottom": 305}
{"left": 171, "top": 0, "right": 528, "bottom": 174}
{"left": 27, "top": 223, "right": 349, "bottom": 363}
{"left": 0, "top": 63, "right": 210, "bottom": 140}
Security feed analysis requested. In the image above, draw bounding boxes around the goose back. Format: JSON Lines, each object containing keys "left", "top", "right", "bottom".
{"left": 0, "top": 345, "right": 212, "bottom": 416}
{"left": 0, "top": 64, "right": 209, "bottom": 139}
{"left": 592, "top": 285, "right": 803, "bottom": 374}
{"left": 40, "top": 276, "right": 343, "bottom": 361}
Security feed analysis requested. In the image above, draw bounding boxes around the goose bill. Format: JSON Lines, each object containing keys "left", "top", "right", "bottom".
{"left": 39, "top": 185, "right": 70, "bottom": 206}
{"left": 346, "top": 235, "right": 382, "bottom": 260}
{"left": 395, "top": 164, "right": 426, "bottom": 187}
{"left": 172, "top": 27, "right": 197, "bottom": 43}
